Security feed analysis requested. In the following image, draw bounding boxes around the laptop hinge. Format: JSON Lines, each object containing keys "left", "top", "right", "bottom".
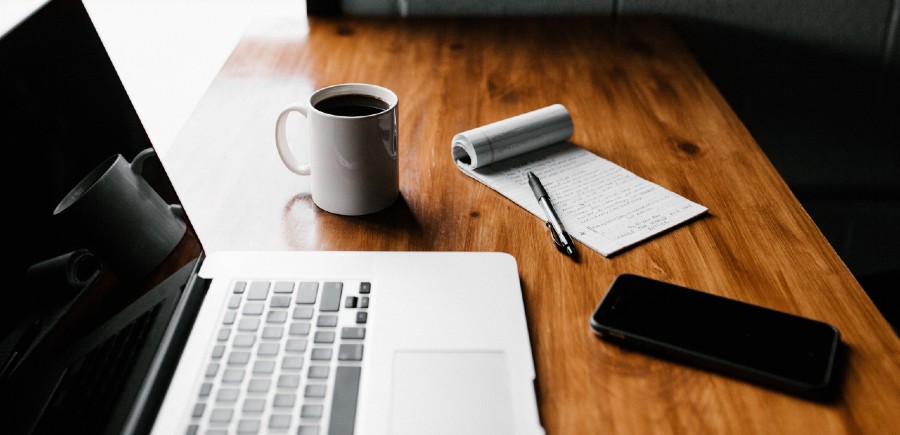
{"left": 121, "top": 254, "right": 211, "bottom": 435}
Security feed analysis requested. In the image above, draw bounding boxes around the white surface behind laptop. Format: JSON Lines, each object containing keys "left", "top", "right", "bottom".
{"left": 0, "top": 0, "right": 304, "bottom": 159}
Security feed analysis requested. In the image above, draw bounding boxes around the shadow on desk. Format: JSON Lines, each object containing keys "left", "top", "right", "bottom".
{"left": 283, "top": 193, "right": 425, "bottom": 251}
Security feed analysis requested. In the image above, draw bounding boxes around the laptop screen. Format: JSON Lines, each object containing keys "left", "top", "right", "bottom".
{"left": 1, "top": 0, "right": 181, "bottom": 360}
{"left": 1, "top": 3, "right": 203, "bottom": 433}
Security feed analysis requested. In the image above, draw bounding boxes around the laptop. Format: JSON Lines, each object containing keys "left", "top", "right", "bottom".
{"left": 1, "top": 1, "right": 543, "bottom": 434}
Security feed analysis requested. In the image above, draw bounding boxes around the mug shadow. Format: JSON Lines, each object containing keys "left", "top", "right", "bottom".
{"left": 282, "top": 193, "right": 424, "bottom": 251}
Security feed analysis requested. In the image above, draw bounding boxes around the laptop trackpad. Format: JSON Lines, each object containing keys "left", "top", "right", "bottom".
{"left": 390, "top": 350, "right": 515, "bottom": 435}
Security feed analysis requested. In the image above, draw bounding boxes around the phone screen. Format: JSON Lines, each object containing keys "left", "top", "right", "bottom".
{"left": 591, "top": 274, "right": 840, "bottom": 391}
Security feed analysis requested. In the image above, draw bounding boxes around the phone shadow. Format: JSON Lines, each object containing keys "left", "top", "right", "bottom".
{"left": 604, "top": 337, "right": 850, "bottom": 405}
{"left": 816, "top": 342, "right": 850, "bottom": 405}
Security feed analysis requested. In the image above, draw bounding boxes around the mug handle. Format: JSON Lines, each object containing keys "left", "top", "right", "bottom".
{"left": 275, "top": 103, "right": 312, "bottom": 175}
{"left": 130, "top": 147, "right": 156, "bottom": 176}
{"left": 130, "top": 148, "right": 185, "bottom": 218}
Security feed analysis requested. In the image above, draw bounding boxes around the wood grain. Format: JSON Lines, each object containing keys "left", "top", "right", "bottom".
{"left": 163, "top": 16, "right": 900, "bottom": 434}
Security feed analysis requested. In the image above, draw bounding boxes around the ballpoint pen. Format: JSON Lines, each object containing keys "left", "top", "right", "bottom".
{"left": 527, "top": 172, "right": 577, "bottom": 256}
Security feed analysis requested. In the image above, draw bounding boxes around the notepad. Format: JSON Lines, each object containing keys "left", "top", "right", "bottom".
{"left": 451, "top": 105, "right": 708, "bottom": 256}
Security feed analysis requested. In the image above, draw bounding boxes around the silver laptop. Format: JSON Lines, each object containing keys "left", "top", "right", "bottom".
{"left": 153, "top": 251, "right": 541, "bottom": 435}
{"left": 2, "top": 1, "right": 542, "bottom": 434}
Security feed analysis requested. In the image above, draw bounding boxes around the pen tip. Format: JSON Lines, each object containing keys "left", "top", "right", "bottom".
{"left": 565, "top": 246, "right": 576, "bottom": 256}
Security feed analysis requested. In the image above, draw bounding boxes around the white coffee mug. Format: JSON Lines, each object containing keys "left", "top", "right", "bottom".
{"left": 53, "top": 148, "right": 186, "bottom": 279}
{"left": 275, "top": 83, "right": 399, "bottom": 216}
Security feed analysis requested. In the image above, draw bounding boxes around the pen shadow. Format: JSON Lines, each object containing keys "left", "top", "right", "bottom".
{"left": 558, "top": 243, "right": 582, "bottom": 264}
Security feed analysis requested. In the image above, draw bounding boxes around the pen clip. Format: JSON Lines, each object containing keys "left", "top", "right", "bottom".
{"left": 545, "top": 221, "right": 566, "bottom": 248}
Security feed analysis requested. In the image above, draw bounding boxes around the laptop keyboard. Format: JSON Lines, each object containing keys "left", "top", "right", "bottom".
{"left": 188, "top": 280, "right": 370, "bottom": 435}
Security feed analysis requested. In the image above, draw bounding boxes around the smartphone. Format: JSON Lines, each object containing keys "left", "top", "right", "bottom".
{"left": 590, "top": 274, "right": 841, "bottom": 395}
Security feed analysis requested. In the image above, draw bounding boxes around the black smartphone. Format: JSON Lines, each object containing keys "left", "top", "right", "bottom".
{"left": 590, "top": 274, "right": 841, "bottom": 395}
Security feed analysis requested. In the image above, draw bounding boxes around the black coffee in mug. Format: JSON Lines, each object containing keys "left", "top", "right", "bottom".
{"left": 314, "top": 94, "right": 390, "bottom": 117}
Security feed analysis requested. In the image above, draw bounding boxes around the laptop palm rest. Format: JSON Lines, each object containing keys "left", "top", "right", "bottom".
{"left": 390, "top": 350, "right": 514, "bottom": 435}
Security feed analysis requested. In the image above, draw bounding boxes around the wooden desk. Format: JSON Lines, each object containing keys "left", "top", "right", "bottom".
{"left": 164, "top": 16, "right": 900, "bottom": 434}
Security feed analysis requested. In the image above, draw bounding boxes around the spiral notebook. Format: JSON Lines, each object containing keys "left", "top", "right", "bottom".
{"left": 452, "top": 105, "right": 708, "bottom": 256}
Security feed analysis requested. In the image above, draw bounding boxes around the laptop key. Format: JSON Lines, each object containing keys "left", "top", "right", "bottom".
{"left": 360, "top": 296, "right": 369, "bottom": 309}
{"left": 222, "top": 311, "right": 237, "bottom": 325}
{"left": 257, "top": 343, "right": 279, "bottom": 356}
{"left": 269, "top": 414, "right": 292, "bottom": 429}
{"left": 233, "top": 281, "right": 247, "bottom": 293}
{"left": 273, "top": 393, "right": 295, "bottom": 408}
{"left": 205, "top": 363, "right": 220, "bottom": 377}
{"left": 341, "top": 327, "right": 365, "bottom": 339}
{"left": 216, "top": 388, "right": 239, "bottom": 403}
{"left": 273, "top": 281, "right": 295, "bottom": 293}
{"left": 191, "top": 402, "right": 205, "bottom": 418}
{"left": 237, "top": 419, "right": 260, "bottom": 434}
{"left": 289, "top": 322, "right": 311, "bottom": 336}
{"left": 270, "top": 295, "right": 291, "bottom": 308}
{"left": 223, "top": 369, "right": 244, "bottom": 383}
{"left": 293, "top": 306, "right": 314, "bottom": 320}
{"left": 262, "top": 326, "right": 284, "bottom": 339}
{"left": 345, "top": 296, "right": 358, "bottom": 308}
{"left": 338, "top": 344, "right": 364, "bottom": 361}
{"left": 297, "top": 426, "right": 319, "bottom": 435}
{"left": 286, "top": 338, "right": 308, "bottom": 352}
{"left": 228, "top": 295, "right": 241, "bottom": 309}
{"left": 247, "top": 282, "right": 270, "bottom": 300}
{"left": 311, "top": 348, "right": 332, "bottom": 361}
{"left": 212, "top": 345, "right": 226, "bottom": 359}
{"left": 209, "top": 408, "right": 233, "bottom": 423}
{"left": 253, "top": 360, "right": 275, "bottom": 374}
{"left": 248, "top": 378, "right": 271, "bottom": 393}
{"left": 296, "top": 282, "right": 319, "bottom": 304}
{"left": 305, "top": 384, "right": 326, "bottom": 398}
{"left": 317, "top": 315, "right": 338, "bottom": 327}
{"left": 199, "top": 383, "right": 212, "bottom": 397}
{"left": 356, "top": 311, "right": 368, "bottom": 324}
{"left": 266, "top": 310, "right": 288, "bottom": 323}
{"left": 243, "top": 302, "right": 264, "bottom": 315}
{"left": 314, "top": 331, "right": 335, "bottom": 343}
{"left": 359, "top": 282, "right": 371, "bottom": 294}
{"left": 282, "top": 356, "right": 303, "bottom": 370}
{"left": 233, "top": 334, "right": 255, "bottom": 347}
{"left": 277, "top": 374, "right": 300, "bottom": 388}
{"left": 228, "top": 351, "right": 250, "bottom": 366}
{"left": 301, "top": 404, "right": 323, "bottom": 419}
{"left": 243, "top": 398, "right": 266, "bottom": 413}
{"left": 238, "top": 318, "right": 260, "bottom": 332}
{"left": 308, "top": 366, "right": 329, "bottom": 379}
{"left": 217, "top": 328, "right": 231, "bottom": 341}
{"left": 320, "top": 282, "right": 343, "bottom": 311}
{"left": 329, "top": 366, "right": 361, "bottom": 435}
